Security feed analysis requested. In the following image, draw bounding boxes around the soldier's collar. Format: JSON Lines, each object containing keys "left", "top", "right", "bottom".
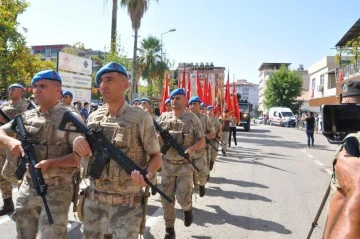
{"left": 38, "top": 101, "right": 62, "bottom": 116}
{"left": 108, "top": 102, "right": 129, "bottom": 118}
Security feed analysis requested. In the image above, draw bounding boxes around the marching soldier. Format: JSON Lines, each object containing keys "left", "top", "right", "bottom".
{"left": 72, "top": 62, "right": 162, "bottom": 239}
{"left": 61, "top": 90, "right": 79, "bottom": 113}
{"left": 188, "top": 96, "right": 215, "bottom": 197}
{"left": 206, "top": 105, "right": 223, "bottom": 171}
{"left": 0, "top": 70, "right": 82, "bottom": 238}
{"left": 131, "top": 98, "right": 140, "bottom": 107}
{"left": 0, "top": 83, "right": 30, "bottom": 215}
{"left": 157, "top": 89, "right": 205, "bottom": 239}
{"left": 200, "top": 102, "right": 207, "bottom": 114}
{"left": 165, "top": 98, "right": 172, "bottom": 112}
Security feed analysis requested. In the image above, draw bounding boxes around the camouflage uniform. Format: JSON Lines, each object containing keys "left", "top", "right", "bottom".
{"left": 157, "top": 111, "right": 204, "bottom": 228}
{"left": 80, "top": 103, "right": 160, "bottom": 239}
{"left": 1, "top": 102, "right": 81, "bottom": 239}
{"left": 193, "top": 113, "right": 215, "bottom": 187}
{"left": 0, "top": 98, "right": 29, "bottom": 200}
{"left": 209, "top": 116, "right": 221, "bottom": 166}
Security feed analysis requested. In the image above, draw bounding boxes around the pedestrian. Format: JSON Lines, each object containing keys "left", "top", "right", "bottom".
{"left": 324, "top": 79, "right": 360, "bottom": 238}
{"left": 157, "top": 89, "right": 205, "bottom": 239}
{"left": 305, "top": 112, "right": 315, "bottom": 148}
{"left": 221, "top": 110, "right": 231, "bottom": 155}
{"left": 0, "top": 83, "right": 30, "bottom": 216}
{"left": 207, "top": 105, "right": 222, "bottom": 171}
{"left": 73, "top": 62, "right": 162, "bottom": 239}
{"left": 0, "top": 70, "right": 82, "bottom": 238}
{"left": 228, "top": 115, "right": 237, "bottom": 147}
{"left": 188, "top": 97, "right": 215, "bottom": 197}
{"left": 315, "top": 113, "right": 319, "bottom": 133}
{"left": 80, "top": 102, "right": 89, "bottom": 122}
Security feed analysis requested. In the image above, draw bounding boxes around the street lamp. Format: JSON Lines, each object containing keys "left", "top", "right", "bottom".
{"left": 161, "top": 28, "right": 176, "bottom": 61}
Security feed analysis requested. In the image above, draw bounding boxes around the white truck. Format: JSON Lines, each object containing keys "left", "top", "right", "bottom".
{"left": 268, "top": 107, "right": 296, "bottom": 127}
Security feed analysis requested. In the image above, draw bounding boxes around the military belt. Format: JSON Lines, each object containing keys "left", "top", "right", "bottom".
{"left": 26, "top": 176, "right": 73, "bottom": 186}
{"left": 166, "top": 158, "right": 189, "bottom": 165}
{"left": 86, "top": 188, "right": 142, "bottom": 206}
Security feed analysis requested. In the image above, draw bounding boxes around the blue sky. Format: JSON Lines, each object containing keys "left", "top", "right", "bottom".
{"left": 18, "top": 0, "right": 360, "bottom": 83}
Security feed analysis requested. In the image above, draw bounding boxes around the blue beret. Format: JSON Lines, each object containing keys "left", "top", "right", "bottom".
{"left": 140, "top": 98, "right": 151, "bottom": 104}
{"left": 95, "top": 62, "right": 128, "bottom": 85}
{"left": 31, "top": 70, "right": 62, "bottom": 86}
{"left": 170, "top": 88, "right": 186, "bottom": 98}
{"left": 188, "top": 96, "right": 201, "bottom": 105}
{"left": 207, "top": 105, "right": 214, "bottom": 110}
{"left": 165, "top": 99, "right": 171, "bottom": 104}
{"left": 8, "top": 83, "right": 24, "bottom": 90}
{"left": 62, "top": 90, "right": 73, "bottom": 97}
{"left": 131, "top": 98, "right": 140, "bottom": 104}
{"left": 200, "top": 102, "right": 207, "bottom": 107}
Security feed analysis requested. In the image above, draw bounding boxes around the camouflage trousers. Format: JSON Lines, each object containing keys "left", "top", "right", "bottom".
{"left": 14, "top": 179, "right": 73, "bottom": 239}
{"left": 161, "top": 175, "right": 193, "bottom": 228}
{"left": 82, "top": 197, "right": 143, "bottom": 239}
{"left": 210, "top": 141, "right": 219, "bottom": 163}
{"left": 0, "top": 155, "right": 12, "bottom": 199}
{"left": 193, "top": 153, "right": 209, "bottom": 187}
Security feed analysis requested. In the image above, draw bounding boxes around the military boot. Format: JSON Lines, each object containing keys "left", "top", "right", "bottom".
{"left": 209, "top": 161, "right": 214, "bottom": 171}
{"left": 164, "top": 227, "right": 175, "bottom": 239}
{"left": 0, "top": 197, "right": 14, "bottom": 216}
{"left": 199, "top": 185, "right": 205, "bottom": 197}
{"left": 183, "top": 209, "right": 193, "bottom": 227}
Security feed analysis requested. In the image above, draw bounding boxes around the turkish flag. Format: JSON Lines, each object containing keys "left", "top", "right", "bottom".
{"left": 196, "top": 71, "right": 203, "bottom": 99}
{"left": 224, "top": 71, "right": 233, "bottom": 112}
{"left": 232, "top": 81, "right": 240, "bottom": 123}
{"left": 160, "top": 72, "right": 170, "bottom": 114}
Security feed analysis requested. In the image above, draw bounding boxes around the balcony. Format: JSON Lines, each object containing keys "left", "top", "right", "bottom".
{"left": 336, "top": 60, "right": 360, "bottom": 82}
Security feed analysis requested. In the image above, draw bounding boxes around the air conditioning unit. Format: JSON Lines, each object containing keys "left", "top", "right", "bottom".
{"left": 316, "top": 85, "right": 324, "bottom": 91}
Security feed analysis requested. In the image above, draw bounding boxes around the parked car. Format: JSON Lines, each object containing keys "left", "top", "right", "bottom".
{"left": 258, "top": 117, "right": 264, "bottom": 124}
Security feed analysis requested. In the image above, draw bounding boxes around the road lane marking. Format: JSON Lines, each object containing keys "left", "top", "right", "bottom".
{"left": 145, "top": 207, "right": 163, "bottom": 232}
{"left": 314, "top": 160, "right": 324, "bottom": 167}
{"left": 326, "top": 169, "right": 332, "bottom": 175}
{"left": 307, "top": 154, "right": 314, "bottom": 158}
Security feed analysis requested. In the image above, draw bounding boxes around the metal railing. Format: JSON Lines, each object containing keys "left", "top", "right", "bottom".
{"left": 337, "top": 60, "right": 360, "bottom": 81}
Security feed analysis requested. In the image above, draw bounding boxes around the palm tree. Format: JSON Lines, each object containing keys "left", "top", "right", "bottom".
{"left": 138, "top": 36, "right": 167, "bottom": 97}
{"left": 120, "top": 0, "right": 157, "bottom": 95}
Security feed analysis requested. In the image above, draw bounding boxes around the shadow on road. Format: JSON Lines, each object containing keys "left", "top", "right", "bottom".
{"left": 236, "top": 128, "right": 271, "bottom": 133}
{"left": 206, "top": 186, "right": 272, "bottom": 202}
{"left": 183, "top": 206, "right": 292, "bottom": 235}
{"left": 209, "top": 176, "right": 269, "bottom": 189}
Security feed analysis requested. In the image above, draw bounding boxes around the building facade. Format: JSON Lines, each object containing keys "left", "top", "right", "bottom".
{"left": 258, "top": 63, "right": 291, "bottom": 113}
{"left": 234, "top": 79, "right": 259, "bottom": 108}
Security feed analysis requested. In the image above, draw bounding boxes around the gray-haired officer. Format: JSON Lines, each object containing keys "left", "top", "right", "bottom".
{"left": 324, "top": 79, "right": 360, "bottom": 237}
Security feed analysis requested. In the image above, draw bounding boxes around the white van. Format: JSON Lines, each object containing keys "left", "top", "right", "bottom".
{"left": 268, "top": 107, "right": 296, "bottom": 127}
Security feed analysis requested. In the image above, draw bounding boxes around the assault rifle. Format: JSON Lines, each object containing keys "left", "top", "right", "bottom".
{"left": 12, "top": 115, "right": 54, "bottom": 224}
{"left": 152, "top": 119, "right": 200, "bottom": 172}
{"left": 0, "top": 109, "right": 11, "bottom": 123}
{"left": 205, "top": 137, "right": 218, "bottom": 151}
{"left": 27, "top": 100, "right": 37, "bottom": 110}
{"left": 58, "top": 111, "right": 173, "bottom": 203}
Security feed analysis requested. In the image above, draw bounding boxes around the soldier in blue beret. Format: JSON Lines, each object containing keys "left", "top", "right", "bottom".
{"left": 140, "top": 98, "right": 152, "bottom": 112}
{"left": 157, "top": 88, "right": 205, "bottom": 237}
{"left": 188, "top": 96, "right": 215, "bottom": 198}
{"left": 95, "top": 62, "right": 128, "bottom": 86}
{"left": 165, "top": 98, "right": 172, "bottom": 112}
{"left": 72, "top": 62, "right": 162, "bottom": 238}
{"left": 0, "top": 82, "right": 30, "bottom": 216}
{"left": 169, "top": 88, "right": 186, "bottom": 98}
{"left": 0, "top": 70, "right": 83, "bottom": 238}
{"left": 61, "top": 90, "right": 79, "bottom": 113}
{"left": 200, "top": 102, "right": 207, "bottom": 114}
{"left": 131, "top": 98, "right": 140, "bottom": 107}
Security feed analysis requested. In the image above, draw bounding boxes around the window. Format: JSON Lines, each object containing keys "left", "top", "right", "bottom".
{"left": 311, "top": 78, "right": 316, "bottom": 89}
{"left": 328, "top": 74, "right": 336, "bottom": 89}
{"left": 320, "top": 74, "right": 324, "bottom": 86}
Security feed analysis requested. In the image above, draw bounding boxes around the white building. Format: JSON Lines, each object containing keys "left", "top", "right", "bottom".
{"left": 234, "top": 79, "right": 259, "bottom": 107}
{"left": 258, "top": 63, "right": 291, "bottom": 113}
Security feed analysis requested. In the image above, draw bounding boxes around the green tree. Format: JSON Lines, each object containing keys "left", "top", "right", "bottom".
{"left": 264, "top": 65, "right": 303, "bottom": 112}
{"left": 120, "top": 0, "right": 158, "bottom": 95}
{"left": 0, "top": 1, "right": 55, "bottom": 91}
{"left": 138, "top": 35, "right": 167, "bottom": 97}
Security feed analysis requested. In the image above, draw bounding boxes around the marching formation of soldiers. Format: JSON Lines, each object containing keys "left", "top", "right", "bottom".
{"left": 0, "top": 62, "right": 232, "bottom": 239}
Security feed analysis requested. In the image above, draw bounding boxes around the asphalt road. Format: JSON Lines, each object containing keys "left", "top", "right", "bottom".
{"left": 0, "top": 123, "right": 338, "bottom": 239}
